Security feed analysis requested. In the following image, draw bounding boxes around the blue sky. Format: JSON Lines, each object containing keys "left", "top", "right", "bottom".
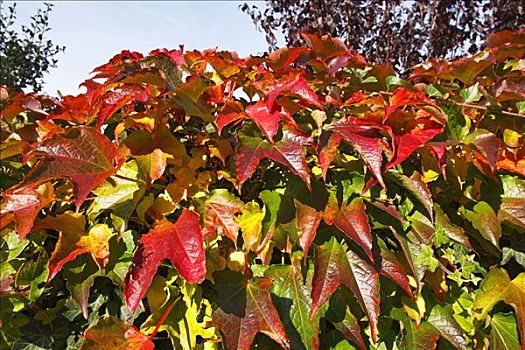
{"left": 4, "top": 1, "right": 278, "bottom": 95}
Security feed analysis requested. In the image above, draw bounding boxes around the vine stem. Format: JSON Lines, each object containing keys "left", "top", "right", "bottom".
{"left": 113, "top": 173, "right": 146, "bottom": 184}
{"left": 244, "top": 253, "right": 251, "bottom": 282}
{"left": 455, "top": 102, "right": 525, "bottom": 119}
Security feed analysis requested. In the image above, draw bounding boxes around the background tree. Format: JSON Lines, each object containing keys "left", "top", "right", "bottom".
{"left": 242, "top": 0, "right": 525, "bottom": 71}
{"left": 0, "top": 2, "right": 65, "bottom": 92}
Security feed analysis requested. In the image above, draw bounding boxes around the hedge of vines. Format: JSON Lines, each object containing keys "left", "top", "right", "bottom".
{"left": 1, "top": 30, "right": 524, "bottom": 350}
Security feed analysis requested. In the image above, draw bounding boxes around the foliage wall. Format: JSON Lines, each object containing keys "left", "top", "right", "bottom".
{"left": 1, "top": 30, "right": 524, "bottom": 349}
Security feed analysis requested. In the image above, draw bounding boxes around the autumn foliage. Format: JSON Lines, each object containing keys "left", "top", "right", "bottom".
{"left": 1, "top": 30, "right": 524, "bottom": 349}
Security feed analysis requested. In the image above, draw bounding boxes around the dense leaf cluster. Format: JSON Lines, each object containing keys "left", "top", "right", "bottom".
{"left": 1, "top": 30, "right": 524, "bottom": 349}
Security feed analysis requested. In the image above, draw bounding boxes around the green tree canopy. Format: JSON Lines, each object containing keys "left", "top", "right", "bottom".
{"left": 0, "top": 2, "right": 65, "bottom": 92}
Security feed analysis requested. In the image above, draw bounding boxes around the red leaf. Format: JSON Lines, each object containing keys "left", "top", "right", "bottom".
{"left": 245, "top": 100, "right": 287, "bottom": 143}
{"left": 318, "top": 132, "right": 343, "bottom": 181}
{"left": 301, "top": 33, "right": 367, "bottom": 73}
{"left": 301, "top": 33, "right": 350, "bottom": 59}
{"left": 235, "top": 128, "right": 312, "bottom": 191}
{"left": 295, "top": 200, "right": 323, "bottom": 259}
{"left": 386, "top": 119, "right": 444, "bottom": 170}
{"left": 213, "top": 277, "right": 290, "bottom": 350}
{"left": 384, "top": 88, "right": 434, "bottom": 123}
{"left": 95, "top": 91, "right": 133, "bottom": 128}
{"left": 253, "top": 72, "right": 323, "bottom": 112}
{"left": 52, "top": 94, "right": 91, "bottom": 123}
{"left": 322, "top": 116, "right": 386, "bottom": 188}
{"left": 216, "top": 101, "right": 244, "bottom": 134}
{"left": 91, "top": 50, "right": 144, "bottom": 79}
{"left": 268, "top": 47, "right": 310, "bottom": 71}
{"left": 23, "top": 127, "right": 118, "bottom": 211}
{"left": 0, "top": 183, "right": 54, "bottom": 240}
{"left": 324, "top": 197, "right": 374, "bottom": 263}
{"left": 310, "top": 237, "right": 380, "bottom": 343}
{"left": 124, "top": 209, "right": 205, "bottom": 313}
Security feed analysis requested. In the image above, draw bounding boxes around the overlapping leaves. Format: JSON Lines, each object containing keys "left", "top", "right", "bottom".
{"left": 1, "top": 30, "right": 524, "bottom": 350}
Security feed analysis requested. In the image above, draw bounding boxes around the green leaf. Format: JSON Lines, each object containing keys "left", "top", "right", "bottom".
{"left": 517, "top": 101, "right": 525, "bottom": 114}
{"left": 88, "top": 160, "right": 145, "bottom": 219}
{"left": 265, "top": 260, "right": 322, "bottom": 350}
{"left": 460, "top": 201, "right": 501, "bottom": 248}
{"left": 501, "top": 247, "right": 525, "bottom": 270}
{"left": 434, "top": 204, "right": 472, "bottom": 249}
{"left": 490, "top": 313, "right": 520, "bottom": 350}
{"left": 473, "top": 267, "right": 525, "bottom": 339}
{"left": 425, "top": 84, "right": 444, "bottom": 98}
{"left": 391, "top": 308, "right": 439, "bottom": 350}
{"left": 386, "top": 75, "right": 406, "bottom": 89}
{"left": 414, "top": 244, "right": 438, "bottom": 273}
{"left": 259, "top": 190, "right": 282, "bottom": 236}
{"left": 15, "top": 250, "right": 49, "bottom": 302}
{"left": 177, "top": 285, "right": 217, "bottom": 349}
{"left": 460, "top": 83, "right": 481, "bottom": 103}
{"left": 498, "top": 175, "right": 525, "bottom": 229}
{"left": 444, "top": 103, "right": 471, "bottom": 141}
{"left": 1, "top": 230, "right": 30, "bottom": 262}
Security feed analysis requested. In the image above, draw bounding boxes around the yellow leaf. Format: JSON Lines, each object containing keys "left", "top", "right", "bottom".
{"left": 239, "top": 201, "right": 265, "bottom": 252}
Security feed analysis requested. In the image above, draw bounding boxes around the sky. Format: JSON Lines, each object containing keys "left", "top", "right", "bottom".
{"left": 3, "top": 1, "right": 279, "bottom": 96}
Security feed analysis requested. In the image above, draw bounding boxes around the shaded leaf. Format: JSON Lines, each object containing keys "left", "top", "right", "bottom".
{"left": 235, "top": 128, "right": 312, "bottom": 190}
{"left": 310, "top": 237, "right": 380, "bottom": 343}
{"left": 213, "top": 277, "right": 290, "bottom": 350}
{"left": 265, "top": 260, "right": 321, "bottom": 350}
{"left": 388, "top": 171, "right": 433, "bottom": 219}
{"left": 391, "top": 308, "right": 439, "bottom": 350}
